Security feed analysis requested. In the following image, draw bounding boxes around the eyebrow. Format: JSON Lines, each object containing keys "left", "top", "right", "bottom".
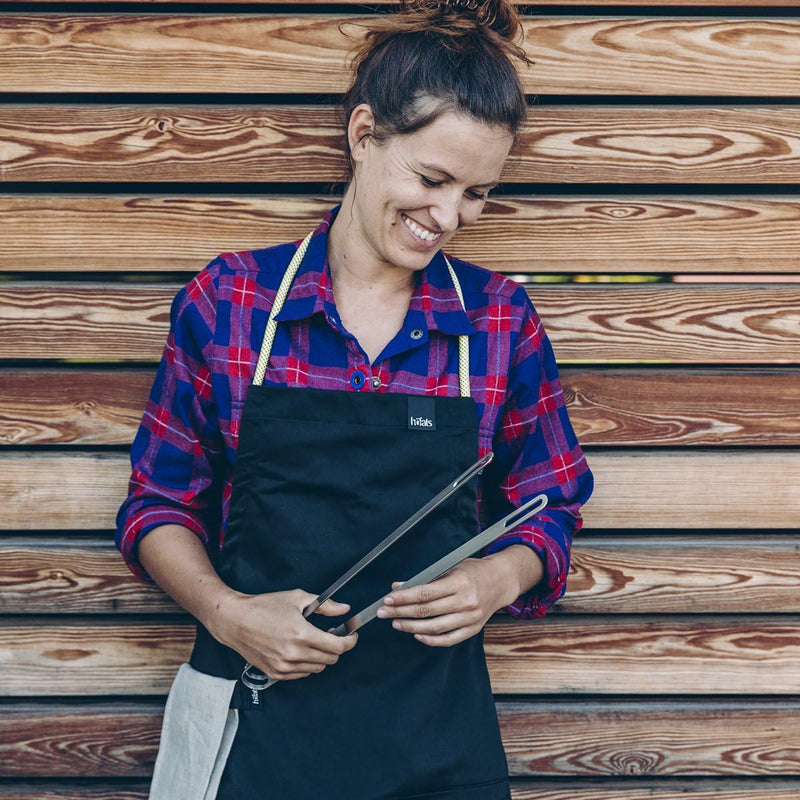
{"left": 419, "top": 162, "right": 499, "bottom": 189}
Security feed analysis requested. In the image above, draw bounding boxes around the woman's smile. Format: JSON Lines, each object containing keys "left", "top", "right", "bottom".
{"left": 401, "top": 213, "right": 443, "bottom": 247}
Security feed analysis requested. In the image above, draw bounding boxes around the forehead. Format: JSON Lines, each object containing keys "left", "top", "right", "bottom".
{"left": 393, "top": 112, "right": 513, "bottom": 183}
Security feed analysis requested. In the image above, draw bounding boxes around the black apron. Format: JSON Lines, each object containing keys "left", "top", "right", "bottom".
{"left": 190, "top": 234, "right": 510, "bottom": 799}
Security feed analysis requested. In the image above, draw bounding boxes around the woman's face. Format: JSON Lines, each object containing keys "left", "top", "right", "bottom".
{"left": 345, "top": 106, "right": 514, "bottom": 275}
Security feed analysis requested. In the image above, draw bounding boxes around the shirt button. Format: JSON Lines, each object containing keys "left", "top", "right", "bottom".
{"left": 350, "top": 370, "right": 366, "bottom": 390}
{"left": 410, "top": 329, "right": 423, "bottom": 340}
{"left": 326, "top": 314, "right": 337, "bottom": 326}
{"left": 372, "top": 376, "right": 382, "bottom": 389}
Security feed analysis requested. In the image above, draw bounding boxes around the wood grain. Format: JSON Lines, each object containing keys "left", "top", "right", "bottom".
{"left": 7, "top": 195, "right": 800, "bottom": 274}
{"left": 4, "top": 535, "right": 800, "bottom": 616}
{"left": 2, "top": 16, "right": 800, "bottom": 96}
{"left": 2, "top": 450, "right": 798, "bottom": 530}
{"left": 0, "top": 786, "right": 148, "bottom": 800}
{"left": 3, "top": 700, "right": 800, "bottom": 778}
{"left": 563, "top": 536, "right": 800, "bottom": 614}
{"left": 5, "top": 106, "right": 800, "bottom": 184}
{"left": 3, "top": 284, "right": 799, "bottom": 365}
{"left": 561, "top": 368, "right": 800, "bottom": 446}
{"left": 4, "top": 368, "right": 798, "bottom": 447}
{"left": 5, "top": 618, "right": 800, "bottom": 696}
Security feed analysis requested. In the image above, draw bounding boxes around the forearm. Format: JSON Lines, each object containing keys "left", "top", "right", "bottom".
{"left": 138, "top": 524, "right": 240, "bottom": 643}
{"left": 481, "top": 544, "right": 544, "bottom": 610}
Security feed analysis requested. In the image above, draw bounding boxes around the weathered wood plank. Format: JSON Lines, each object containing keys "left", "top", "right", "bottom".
{"left": 3, "top": 284, "right": 799, "bottom": 365}
{"left": 4, "top": 700, "right": 800, "bottom": 778}
{"left": 563, "top": 536, "right": 800, "bottom": 614}
{"left": 2, "top": 16, "right": 800, "bottom": 96}
{"left": 4, "top": 535, "right": 800, "bottom": 616}
{"left": 561, "top": 369, "right": 800, "bottom": 447}
{"left": 2, "top": 450, "right": 798, "bottom": 530}
{"left": 4, "top": 368, "right": 798, "bottom": 448}
{"left": 6, "top": 195, "right": 800, "bottom": 274}
{"left": 5, "top": 617, "right": 800, "bottom": 696}
{"left": 3, "top": 782, "right": 800, "bottom": 800}
{"left": 5, "top": 106, "right": 800, "bottom": 184}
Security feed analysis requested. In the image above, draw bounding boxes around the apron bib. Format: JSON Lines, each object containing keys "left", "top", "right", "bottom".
{"left": 189, "top": 234, "right": 510, "bottom": 799}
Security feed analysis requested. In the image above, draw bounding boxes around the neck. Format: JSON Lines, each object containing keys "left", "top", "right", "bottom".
{"left": 327, "top": 190, "right": 415, "bottom": 295}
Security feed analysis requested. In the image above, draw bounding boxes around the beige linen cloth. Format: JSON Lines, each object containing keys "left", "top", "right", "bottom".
{"left": 149, "top": 663, "right": 239, "bottom": 800}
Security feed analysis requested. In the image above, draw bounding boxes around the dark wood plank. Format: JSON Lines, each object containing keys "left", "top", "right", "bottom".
{"left": 510, "top": 781, "right": 800, "bottom": 800}
{"left": 5, "top": 106, "right": 800, "bottom": 184}
{"left": 5, "top": 535, "right": 800, "bottom": 616}
{"left": 3, "top": 284, "right": 800, "bottom": 365}
{"left": 4, "top": 700, "right": 800, "bottom": 778}
{"left": 0, "top": 787, "right": 148, "bottom": 800}
{"left": 0, "top": 538, "right": 178, "bottom": 615}
{"left": 5, "top": 617, "right": 800, "bottom": 695}
{"left": 2, "top": 450, "right": 799, "bottom": 530}
{"left": 6, "top": 195, "right": 800, "bottom": 274}
{"left": 4, "top": 368, "right": 799, "bottom": 447}
{"left": 2, "top": 16, "right": 800, "bottom": 96}
{"left": 0, "top": 370, "right": 151, "bottom": 447}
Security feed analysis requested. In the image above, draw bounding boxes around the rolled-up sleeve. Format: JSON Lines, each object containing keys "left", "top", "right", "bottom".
{"left": 482, "top": 290, "right": 593, "bottom": 618}
{"left": 115, "top": 266, "right": 224, "bottom": 580}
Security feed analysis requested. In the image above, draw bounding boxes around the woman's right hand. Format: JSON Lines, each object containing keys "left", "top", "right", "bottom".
{"left": 211, "top": 589, "right": 358, "bottom": 681}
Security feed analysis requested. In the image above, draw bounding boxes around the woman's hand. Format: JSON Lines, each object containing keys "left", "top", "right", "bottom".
{"left": 376, "top": 546, "right": 543, "bottom": 647}
{"left": 212, "top": 589, "right": 358, "bottom": 681}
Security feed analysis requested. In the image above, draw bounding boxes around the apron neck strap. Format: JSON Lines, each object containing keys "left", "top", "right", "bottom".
{"left": 252, "top": 234, "right": 471, "bottom": 398}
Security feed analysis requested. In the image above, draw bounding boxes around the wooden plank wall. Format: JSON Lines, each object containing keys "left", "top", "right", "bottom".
{"left": 1, "top": 0, "right": 799, "bottom": 797}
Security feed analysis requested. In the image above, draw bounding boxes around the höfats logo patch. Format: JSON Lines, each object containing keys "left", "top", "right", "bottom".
{"left": 408, "top": 396, "right": 436, "bottom": 431}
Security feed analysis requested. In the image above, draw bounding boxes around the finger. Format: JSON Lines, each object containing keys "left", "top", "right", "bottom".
{"left": 389, "top": 611, "right": 471, "bottom": 637}
{"left": 377, "top": 593, "right": 461, "bottom": 620}
{"left": 383, "top": 574, "right": 459, "bottom": 609}
{"left": 270, "top": 661, "right": 330, "bottom": 680}
{"left": 412, "top": 628, "right": 474, "bottom": 648}
{"left": 314, "top": 598, "right": 351, "bottom": 617}
{"left": 302, "top": 624, "right": 358, "bottom": 655}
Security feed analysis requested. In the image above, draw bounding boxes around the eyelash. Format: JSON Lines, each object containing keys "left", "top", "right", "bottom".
{"left": 419, "top": 175, "right": 487, "bottom": 201}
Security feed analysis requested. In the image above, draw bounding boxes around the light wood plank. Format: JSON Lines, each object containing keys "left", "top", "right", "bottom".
{"left": 4, "top": 700, "right": 800, "bottom": 778}
{"left": 4, "top": 368, "right": 798, "bottom": 447}
{"left": 563, "top": 536, "right": 800, "bottom": 614}
{"left": 4, "top": 535, "right": 800, "bottom": 616}
{"left": 6, "top": 195, "right": 800, "bottom": 274}
{"left": 3, "top": 284, "right": 799, "bottom": 364}
{"left": 5, "top": 617, "right": 800, "bottom": 696}
{"left": 4, "top": 106, "right": 800, "bottom": 184}
{"left": 2, "top": 450, "right": 798, "bottom": 530}
{"left": 0, "top": 785, "right": 147, "bottom": 799}
{"left": 2, "top": 16, "right": 800, "bottom": 96}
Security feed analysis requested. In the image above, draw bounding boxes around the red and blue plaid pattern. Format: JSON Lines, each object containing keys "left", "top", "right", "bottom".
{"left": 116, "top": 207, "right": 593, "bottom": 618}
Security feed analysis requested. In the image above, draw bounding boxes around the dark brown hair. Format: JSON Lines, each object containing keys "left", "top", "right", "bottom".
{"left": 340, "top": 0, "right": 530, "bottom": 176}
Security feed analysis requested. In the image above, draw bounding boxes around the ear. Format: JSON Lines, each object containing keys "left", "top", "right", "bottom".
{"left": 348, "top": 103, "right": 376, "bottom": 164}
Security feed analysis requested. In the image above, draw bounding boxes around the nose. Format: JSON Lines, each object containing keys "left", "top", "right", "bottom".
{"left": 430, "top": 190, "right": 462, "bottom": 233}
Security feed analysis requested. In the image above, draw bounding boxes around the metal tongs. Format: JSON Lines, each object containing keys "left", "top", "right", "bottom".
{"left": 242, "top": 452, "right": 547, "bottom": 691}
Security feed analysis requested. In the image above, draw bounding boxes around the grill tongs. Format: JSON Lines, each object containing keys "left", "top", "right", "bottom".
{"left": 242, "top": 452, "right": 547, "bottom": 691}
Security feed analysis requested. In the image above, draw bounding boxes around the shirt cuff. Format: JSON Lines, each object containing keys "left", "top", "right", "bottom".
{"left": 483, "top": 523, "right": 569, "bottom": 619}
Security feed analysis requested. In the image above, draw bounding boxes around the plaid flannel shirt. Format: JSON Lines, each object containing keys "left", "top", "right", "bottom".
{"left": 116, "top": 206, "right": 592, "bottom": 618}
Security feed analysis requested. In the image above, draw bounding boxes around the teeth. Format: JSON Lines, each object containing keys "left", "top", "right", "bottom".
{"left": 403, "top": 215, "right": 440, "bottom": 243}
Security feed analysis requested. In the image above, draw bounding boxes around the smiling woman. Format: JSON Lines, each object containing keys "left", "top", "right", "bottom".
{"left": 115, "top": 0, "right": 593, "bottom": 798}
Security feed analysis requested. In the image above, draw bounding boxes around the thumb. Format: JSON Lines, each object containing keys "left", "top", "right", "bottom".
{"left": 314, "top": 598, "right": 351, "bottom": 617}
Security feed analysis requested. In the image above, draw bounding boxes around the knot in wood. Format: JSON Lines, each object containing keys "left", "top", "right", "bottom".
{"left": 609, "top": 750, "right": 662, "bottom": 776}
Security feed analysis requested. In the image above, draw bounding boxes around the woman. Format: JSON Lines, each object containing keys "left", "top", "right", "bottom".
{"left": 116, "top": 0, "right": 592, "bottom": 797}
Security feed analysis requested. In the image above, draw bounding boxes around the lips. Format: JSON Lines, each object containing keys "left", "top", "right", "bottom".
{"left": 402, "top": 214, "right": 442, "bottom": 245}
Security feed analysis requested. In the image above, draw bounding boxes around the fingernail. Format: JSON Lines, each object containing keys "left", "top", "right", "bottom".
{"left": 392, "top": 620, "right": 402, "bottom": 631}
{"left": 383, "top": 596, "right": 394, "bottom": 606}
{"left": 377, "top": 607, "right": 388, "bottom": 618}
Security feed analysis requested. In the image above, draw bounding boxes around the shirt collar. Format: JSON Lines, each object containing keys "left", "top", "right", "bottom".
{"left": 274, "top": 205, "right": 476, "bottom": 337}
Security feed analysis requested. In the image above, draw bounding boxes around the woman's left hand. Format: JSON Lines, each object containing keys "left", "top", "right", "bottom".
{"left": 376, "top": 547, "right": 543, "bottom": 647}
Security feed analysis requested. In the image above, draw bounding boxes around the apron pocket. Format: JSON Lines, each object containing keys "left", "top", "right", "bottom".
{"left": 149, "top": 663, "right": 239, "bottom": 800}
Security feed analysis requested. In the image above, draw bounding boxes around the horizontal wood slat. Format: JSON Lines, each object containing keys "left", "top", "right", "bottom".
{"left": 5, "top": 617, "right": 800, "bottom": 695}
{"left": 2, "top": 16, "right": 800, "bottom": 96}
{"left": 4, "top": 0, "right": 795, "bottom": 6}
{"left": 4, "top": 284, "right": 799, "bottom": 365}
{"left": 2, "top": 450, "right": 798, "bottom": 530}
{"left": 4, "top": 700, "right": 800, "bottom": 778}
{"left": 4, "top": 368, "right": 798, "bottom": 447}
{"left": 3, "top": 535, "right": 800, "bottom": 616}
{"left": 5, "top": 106, "right": 800, "bottom": 184}
{"left": 6, "top": 195, "right": 800, "bottom": 274}
{"left": 3, "top": 781, "right": 800, "bottom": 800}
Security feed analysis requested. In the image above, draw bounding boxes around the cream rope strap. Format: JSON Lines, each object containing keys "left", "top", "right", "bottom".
{"left": 252, "top": 234, "right": 470, "bottom": 398}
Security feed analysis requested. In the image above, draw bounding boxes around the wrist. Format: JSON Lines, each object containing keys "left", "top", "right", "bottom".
{"left": 485, "top": 545, "right": 544, "bottom": 608}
